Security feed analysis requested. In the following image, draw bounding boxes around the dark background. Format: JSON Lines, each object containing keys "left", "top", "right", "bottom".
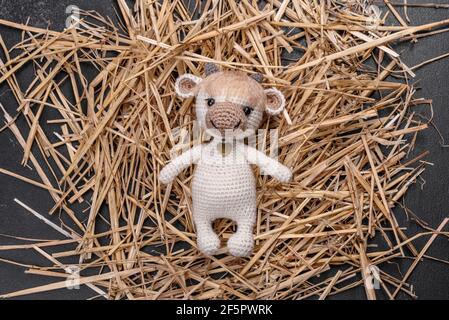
{"left": 0, "top": 0, "right": 448, "bottom": 300}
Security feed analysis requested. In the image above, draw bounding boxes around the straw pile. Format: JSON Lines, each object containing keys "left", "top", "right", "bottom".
{"left": 0, "top": 0, "right": 448, "bottom": 300}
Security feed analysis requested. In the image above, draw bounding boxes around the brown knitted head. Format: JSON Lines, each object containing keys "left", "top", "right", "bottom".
{"left": 175, "top": 63, "right": 285, "bottom": 139}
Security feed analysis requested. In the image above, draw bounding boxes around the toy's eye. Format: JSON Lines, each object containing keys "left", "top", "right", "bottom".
{"left": 206, "top": 98, "right": 215, "bottom": 107}
{"left": 243, "top": 106, "right": 253, "bottom": 116}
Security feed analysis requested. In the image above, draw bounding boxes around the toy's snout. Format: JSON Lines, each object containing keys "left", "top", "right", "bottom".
{"left": 205, "top": 102, "right": 246, "bottom": 135}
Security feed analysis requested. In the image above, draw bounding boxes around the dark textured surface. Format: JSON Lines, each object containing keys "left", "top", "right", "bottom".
{"left": 0, "top": 0, "right": 449, "bottom": 300}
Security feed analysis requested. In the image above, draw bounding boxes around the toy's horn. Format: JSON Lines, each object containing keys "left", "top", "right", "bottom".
{"left": 250, "top": 73, "right": 263, "bottom": 83}
{"left": 205, "top": 62, "right": 219, "bottom": 76}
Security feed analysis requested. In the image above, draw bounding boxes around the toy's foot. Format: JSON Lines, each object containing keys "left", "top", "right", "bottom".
{"left": 227, "top": 232, "right": 253, "bottom": 257}
{"left": 197, "top": 232, "right": 220, "bottom": 256}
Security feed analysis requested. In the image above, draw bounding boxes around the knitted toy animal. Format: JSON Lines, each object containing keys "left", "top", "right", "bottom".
{"left": 160, "top": 63, "right": 292, "bottom": 257}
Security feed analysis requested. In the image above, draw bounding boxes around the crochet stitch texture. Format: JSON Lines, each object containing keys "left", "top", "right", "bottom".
{"left": 160, "top": 64, "right": 292, "bottom": 257}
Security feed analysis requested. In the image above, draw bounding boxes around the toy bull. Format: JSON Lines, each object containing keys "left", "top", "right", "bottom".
{"left": 160, "top": 63, "right": 292, "bottom": 257}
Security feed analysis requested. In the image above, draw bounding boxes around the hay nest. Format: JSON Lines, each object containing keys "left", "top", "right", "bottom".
{"left": 0, "top": 0, "right": 448, "bottom": 299}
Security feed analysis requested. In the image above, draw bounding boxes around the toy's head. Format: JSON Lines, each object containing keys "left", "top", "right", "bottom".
{"left": 175, "top": 63, "right": 285, "bottom": 140}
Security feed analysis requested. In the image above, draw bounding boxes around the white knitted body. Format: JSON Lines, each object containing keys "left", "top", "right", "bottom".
{"left": 160, "top": 139, "right": 291, "bottom": 257}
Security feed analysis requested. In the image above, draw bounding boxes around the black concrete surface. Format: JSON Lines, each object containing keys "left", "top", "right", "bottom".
{"left": 0, "top": 0, "right": 448, "bottom": 300}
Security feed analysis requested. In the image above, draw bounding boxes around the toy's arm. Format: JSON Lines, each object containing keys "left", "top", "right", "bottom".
{"left": 159, "top": 145, "right": 203, "bottom": 184}
{"left": 244, "top": 146, "right": 292, "bottom": 183}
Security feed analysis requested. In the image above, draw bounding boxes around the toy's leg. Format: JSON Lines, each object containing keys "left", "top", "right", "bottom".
{"left": 227, "top": 209, "right": 255, "bottom": 257}
{"left": 194, "top": 216, "right": 220, "bottom": 256}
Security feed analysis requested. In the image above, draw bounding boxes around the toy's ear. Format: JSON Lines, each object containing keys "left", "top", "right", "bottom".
{"left": 175, "top": 74, "right": 202, "bottom": 98}
{"left": 264, "top": 88, "right": 285, "bottom": 115}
